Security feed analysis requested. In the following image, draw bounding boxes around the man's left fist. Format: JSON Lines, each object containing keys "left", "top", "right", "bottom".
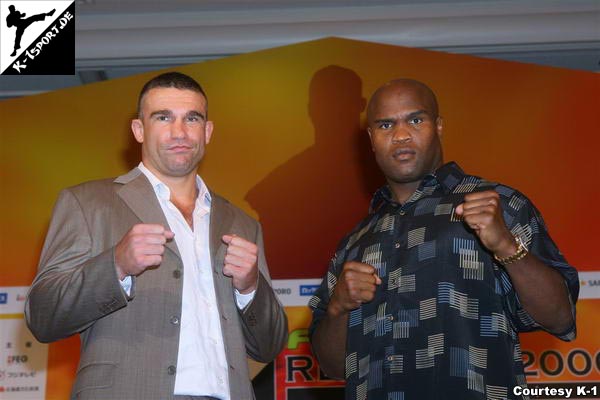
{"left": 222, "top": 234, "right": 259, "bottom": 294}
{"left": 455, "top": 190, "right": 516, "bottom": 258}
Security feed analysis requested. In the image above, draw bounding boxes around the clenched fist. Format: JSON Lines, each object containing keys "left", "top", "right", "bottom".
{"left": 328, "top": 261, "right": 381, "bottom": 317}
{"left": 222, "top": 234, "right": 259, "bottom": 294}
{"left": 455, "top": 190, "right": 516, "bottom": 257}
{"left": 114, "top": 224, "right": 174, "bottom": 280}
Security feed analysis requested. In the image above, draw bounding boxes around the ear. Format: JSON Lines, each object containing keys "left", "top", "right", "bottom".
{"left": 367, "top": 127, "right": 375, "bottom": 152}
{"left": 436, "top": 116, "right": 443, "bottom": 139}
{"left": 204, "top": 120, "right": 214, "bottom": 144}
{"left": 131, "top": 119, "right": 144, "bottom": 144}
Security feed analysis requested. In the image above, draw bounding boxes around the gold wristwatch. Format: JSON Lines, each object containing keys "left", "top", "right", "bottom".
{"left": 494, "top": 235, "right": 528, "bottom": 265}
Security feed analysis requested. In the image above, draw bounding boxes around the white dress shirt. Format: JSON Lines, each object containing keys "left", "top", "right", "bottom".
{"left": 127, "top": 163, "right": 254, "bottom": 399}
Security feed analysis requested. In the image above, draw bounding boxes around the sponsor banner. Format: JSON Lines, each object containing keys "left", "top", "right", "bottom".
{"left": 578, "top": 272, "right": 600, "bottom": 299}
{"left": 0, "top": 287, "right": 48, "bottom": 399}
{"left": 0, "top": 287, "right": 27, "bottom": 315}
{"left": 0, "top": 0, "right": 74, "bottom": 75}
{"left": 272, "top": 279, "right": 322, "bottom": 307}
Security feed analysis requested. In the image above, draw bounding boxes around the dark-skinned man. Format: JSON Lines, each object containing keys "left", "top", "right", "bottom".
{"left": 309, "top": 79, "right": 578, "bottom": 400}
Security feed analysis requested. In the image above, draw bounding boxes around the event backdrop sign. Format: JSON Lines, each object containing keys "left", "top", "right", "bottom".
{"left": 1, "top": 37, "right": 598, "bottom": 399}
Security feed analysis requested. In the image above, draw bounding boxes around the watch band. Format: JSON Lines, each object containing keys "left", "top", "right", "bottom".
{"left": 494, "top": 235, "right": 528, "bottom": 265}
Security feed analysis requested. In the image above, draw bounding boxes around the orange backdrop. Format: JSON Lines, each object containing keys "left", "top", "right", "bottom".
{"left": 1, "top": 37, "right": 598, "bottom": 399}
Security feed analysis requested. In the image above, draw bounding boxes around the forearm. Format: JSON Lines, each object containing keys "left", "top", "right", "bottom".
{"left": 504, "top": 253, "right": 574, "bottom": 333}
{"left": 241, "top": 273, "right": 288, "bottom": 362}
{"left": 26, "top": 248, "right": 128, "bottom": 342}
{"left": 311, "top": 308, "right": 348, "bottom": 380}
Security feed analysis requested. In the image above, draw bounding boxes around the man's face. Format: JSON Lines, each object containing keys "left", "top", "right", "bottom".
{"left": 131, "top": 87, "right": 213, "bottom": 181}
{"left": 367, "top": 84, "right": 443, "bottom": 186}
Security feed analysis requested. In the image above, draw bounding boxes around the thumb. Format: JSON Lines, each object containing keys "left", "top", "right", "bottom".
{"left": 222, "top": 234, "right": 233, "bottom": 244}
{"left": 455, "top": 204, "right": 464, "bottom": 215}
{"left": 164, "top": 230, "right": 175, "bottom": 240}
{"left": 374, "top": 274, "right": 382, "bottom": 285}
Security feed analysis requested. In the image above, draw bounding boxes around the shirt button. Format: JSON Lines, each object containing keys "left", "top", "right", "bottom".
{"left": 167, "top": 365, "right": 176, "bottom": 375}
{"left": 172, "top": 270, "right": 181, "bottom": 279}
{"left": 170, "top": 316, "right": 180, "bottom": 325}
{"left": 394, "top": 243, "right": 401, "bottom": 249}
{"left": 387, "top": 315, "right": 394, "bottom": 321}
{"left": 399, "top": 210, "right": 406, "bottom": 216}
{"left": 387, "top": 355, "right": 394, "bottom": 361}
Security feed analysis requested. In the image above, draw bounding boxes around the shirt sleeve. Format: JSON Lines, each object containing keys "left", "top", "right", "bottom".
{"left": 496, "top": 187, "right": 579, "bottom": 341}
{"left": 234, "top": 288, "right": 256, "bottom": 309}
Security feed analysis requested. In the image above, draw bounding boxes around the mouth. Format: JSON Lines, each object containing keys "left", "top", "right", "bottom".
{"left": 166, "top": 145, "right": 192, "bottom": 153}
{"left": 392, "top": 148, "right": 416, "bottom": 161}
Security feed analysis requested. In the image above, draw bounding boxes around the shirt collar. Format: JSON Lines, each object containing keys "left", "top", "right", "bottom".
{"left": 369, "top": 161, "right": 466, "bottom": 212}
{"left": 137, "top": 162, "right": 212, "bottom": 210}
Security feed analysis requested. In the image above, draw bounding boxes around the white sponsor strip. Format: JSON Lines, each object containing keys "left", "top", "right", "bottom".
{"left": 0, "top": 286, "right": 48, "bottom": 399}
{"left": 271, "top": 279, "right": 322, "bottom": 307}
{"left": 0, "top": 286, "right": 28, "bottom": 314}
{"left": 578, "top": 271, "right": 600, "bottom": 299}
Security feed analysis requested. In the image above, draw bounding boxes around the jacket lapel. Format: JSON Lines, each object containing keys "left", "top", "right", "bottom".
{"left": 115, "top": 168, "right": 181, "bottom": 259}
{"left": 209, "top": 192, "right": 234, "bottom": 271}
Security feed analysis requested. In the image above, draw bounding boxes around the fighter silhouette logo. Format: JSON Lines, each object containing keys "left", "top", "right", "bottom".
{"left": 6, "top": 4, "right": 55, "bottom": 57}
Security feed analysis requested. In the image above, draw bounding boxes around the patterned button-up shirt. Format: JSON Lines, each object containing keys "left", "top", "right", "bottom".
{"left": 309, "top": 162, "right": 578, "bottom": 400}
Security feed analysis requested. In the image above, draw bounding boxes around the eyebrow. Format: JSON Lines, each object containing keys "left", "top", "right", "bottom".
{"left": 148, "top": 109, "right": 206, "bottom": 120}
{"left": 149, "top": 109, "right": 172, "bottom": 118}
{"left": 373, "top": 110, "right": 429, "bottom": 124}
{"left": 187, "top": 110, "right": 206, "bottom": 120}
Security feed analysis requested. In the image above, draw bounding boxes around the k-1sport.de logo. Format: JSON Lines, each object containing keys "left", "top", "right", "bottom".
{"left": 0, "top": 1, "right": 74, "bottom": 75}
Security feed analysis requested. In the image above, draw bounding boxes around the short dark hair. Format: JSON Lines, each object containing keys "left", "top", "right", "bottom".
{"left": 137, "top": 72, "right": 207, "bottom": 117}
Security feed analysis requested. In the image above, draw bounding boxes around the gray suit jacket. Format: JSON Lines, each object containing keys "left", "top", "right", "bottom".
{"left": 25, "top": 168, "right": 288, "bottom": 400}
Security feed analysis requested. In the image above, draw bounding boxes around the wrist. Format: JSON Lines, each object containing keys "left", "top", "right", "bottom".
{"left": 493, "top": 235, "right": 519, "bottom": 259}
{"left": 494, "top": 235, "right": 528, "bottom": 266}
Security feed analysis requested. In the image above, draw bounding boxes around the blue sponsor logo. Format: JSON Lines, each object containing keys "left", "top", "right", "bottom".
{"left": 299, "top": 285, "right": 319, "bottom": 296}
{"left": 0, "top": 293, "right": 7, "bottom": 304}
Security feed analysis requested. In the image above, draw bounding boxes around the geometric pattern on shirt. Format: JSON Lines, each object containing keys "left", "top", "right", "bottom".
{"left": 385, "top": 346, "right": 404, "bottom": 374}
{"left": 449, "top": 345, "right": 488, "bottom": 379}
{"left": 415, "top": 197, "right": 441, "bottom": 216}
{"left": 486, "top": 385, "right": 508, "bottom": 400}
{"left": 468, "top": 369, "right": 485, "bottom": 393}
{"left": 388, "top": 267, "right": 416, "bottom": 293}
{"left": 434, "top": 203, "right": 453, "bottom": 216}
{"left": 453, "top": 176, "right": 479, "bottom": 193}
{"left": 419, "top": 298, "right": 437, "bottom": 320}
{"left": 480, "top": 312, "right": 510, "bottom": 337}
{"left": 363, "top": 242, "right": 387, "bottom": 278}
{"left": 346, "top": 352, "right": 358, "bottom": 379}
{"left": 375, "top": 213, "right": 395, "bottom": 232}
{"left": 454, "top": 238, "right": 485, "bottom": 280}
{"left": 368, "top": 359, "right": 383, "bottom": 390}
{"left": 327, "top": 270, "right": 338, "bottom": 298}
{"left": 308, "top": 162, "right": 579, "bottom": 400}
{"left": 510, "top": 223, "right": 533, "bottom": 247}
{"left": 418, "top": 240, "right": 437, "bottom": 261}
{"left": 415, "top": 333, "right": 444, "bottom": 369}
{"left": 407, "top": 227, "right": 426, "bottom": 248}
{"left": 438, "top": 282, "right": 479, "bottom": 319}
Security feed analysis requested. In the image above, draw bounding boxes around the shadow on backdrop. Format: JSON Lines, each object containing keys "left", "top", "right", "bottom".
{"left": 246, "top": 65, "right": 383, "bottom": 279}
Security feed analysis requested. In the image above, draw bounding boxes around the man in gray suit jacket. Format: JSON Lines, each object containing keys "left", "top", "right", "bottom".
{"left": 25, "top": 72, "right": 288, "bottom": 400}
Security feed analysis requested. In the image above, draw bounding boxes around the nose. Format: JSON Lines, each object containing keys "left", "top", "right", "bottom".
{"left": 170, "top": 119, "right": 186, "bottom": 139}
{"left": 391, "top": 125, "right": 411, "bottom": 144}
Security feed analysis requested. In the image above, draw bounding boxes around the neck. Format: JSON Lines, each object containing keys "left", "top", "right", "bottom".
{"left": 388, "top": 180, "right": 421, "bottom": 205}
{"left": 144, "top": 164, "right": 199, "bottom": 202}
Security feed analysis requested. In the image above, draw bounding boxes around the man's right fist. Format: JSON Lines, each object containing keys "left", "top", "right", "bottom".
{"left": 114, "top": 224, "right": 174, "bottom": 279}
{"left": 328, "top": 261, "right": 381, "bottom": 317}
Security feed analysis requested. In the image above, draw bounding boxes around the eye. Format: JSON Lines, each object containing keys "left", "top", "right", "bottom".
{"left": 409, "top": 117, "right": 423, "bottom": 125}
{"left": 379, "top": 122, "right": 393, "bottom": 130}
{"left": 186, "top": 115, "right": 200, "bottom": 123}
{"left": 155, "top": 114, "right": 171, "bottom": 122}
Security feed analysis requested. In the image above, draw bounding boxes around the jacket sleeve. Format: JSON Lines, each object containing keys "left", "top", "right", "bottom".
{"left": 25, "top": 188, "right": 130, "bottom": 343}
{"left": 238, "top": 222, "right": 288, "bottom": 362}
